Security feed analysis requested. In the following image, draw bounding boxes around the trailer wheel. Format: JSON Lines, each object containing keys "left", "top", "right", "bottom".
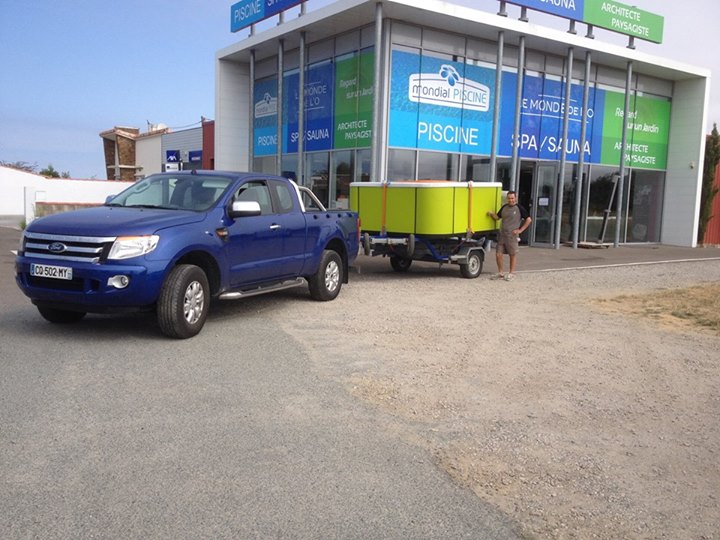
{"left": 390, "top": 256, "right": 412, "bottom": 272}
{"left": 157, "top": 264, "right": 209, "bottom": 339}
{"left": 309, "top": 250, "right": 343, "bottom": 301}
{"left": 37, "top": 305, "right": 86, "bottom": 324}
{"left": 406, "top": 234, "right": 415, "bottom": 257}
{"left": 363, "top": 232, "right": 372, "bottom": 256}
{"left": 460, "top": 250, "right": 483, "bottom": 279}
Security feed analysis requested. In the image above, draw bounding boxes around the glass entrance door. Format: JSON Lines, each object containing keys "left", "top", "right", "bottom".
{"left": 531, "top": 163, "right": 557, "bottom": 245}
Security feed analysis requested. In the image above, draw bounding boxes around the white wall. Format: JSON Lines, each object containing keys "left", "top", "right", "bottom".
{"left": 0, "top": 166, "right": 133, "bottom": 223}
{"left": 136, "top": 135, "right": 163, "bottom": 177}
{"left": 0, "top": 166, "right": 40, "bottom": 215}
{"left": 215, "top": 58, "right": 250, "bottom": 171}
{"left": 662, "top": 78, "right": 710, "bottom": 247}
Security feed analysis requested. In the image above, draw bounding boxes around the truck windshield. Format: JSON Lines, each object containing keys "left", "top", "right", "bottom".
{"left": 106, "top": 174, "right": 233, "bottom": 211}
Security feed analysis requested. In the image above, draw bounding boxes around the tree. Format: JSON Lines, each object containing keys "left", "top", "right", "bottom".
{"left": 39, "top": 164, "right": 70, "bottom": 178}
{"left": 0, "top": 160, "right": 37, "bottom": 173}
{"left": 699, "top": 124, "right": 720, "bottom": 243}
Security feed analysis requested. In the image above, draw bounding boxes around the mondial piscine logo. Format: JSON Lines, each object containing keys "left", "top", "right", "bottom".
{"left": 254, "top": 92, "right": 277, "bottom": 118}
{"left": 408, "top": 64, "right": 490, "bottom": 112}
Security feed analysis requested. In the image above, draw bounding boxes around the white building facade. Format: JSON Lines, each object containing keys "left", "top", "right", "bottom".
{"left": 214, "top": 0, "right": 710, "bottom": 247}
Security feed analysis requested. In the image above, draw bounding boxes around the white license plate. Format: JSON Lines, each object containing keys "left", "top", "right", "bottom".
{"left": 30, "top": 263, "right": 73, "bottom": 280}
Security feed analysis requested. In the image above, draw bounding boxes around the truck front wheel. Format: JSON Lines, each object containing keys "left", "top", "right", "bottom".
{"left": 308, "top": 250, "right": 343, "bottom": 301}
{"left": 157, "top": 264, "right": 209, "bottom": 339}
{"left": 37, "top": 305, "right": 86, "bottom": 324}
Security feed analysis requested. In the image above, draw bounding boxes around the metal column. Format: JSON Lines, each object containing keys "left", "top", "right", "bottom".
{"left": 276, "top": 40, "right": 284, "bottom": 176}
{"left": 298, "top": 32, "right": 306, "bottom": 183}
{"left": 572, "top": 50, "right": 592, "bottom": 248}
{"left": 510, "top": 36, "right": 525, "bottom": 191}
{"left": 371, "top": 2, "right": 383, "bottom": 183}
{"left": 554, "top": 47, "right": 574, "bottom": 249}
{"left": 615, "top": 60, "right": 633, "bottom": 247}
{"left": 489, "top": 31, "right": 504, "bottom": 183}
{"left": 249, "top": 50, "right": 255, "bottom": 170}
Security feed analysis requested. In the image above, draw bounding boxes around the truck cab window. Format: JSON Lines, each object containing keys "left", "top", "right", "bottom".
{"left": 269, "top": 179, "right": 295, "bottom": 214}
{"left": 235, "top": 181, "right": 273, "bottom": 215}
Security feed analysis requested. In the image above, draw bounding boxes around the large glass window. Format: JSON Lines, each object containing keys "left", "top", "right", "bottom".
{"left": 559, "top": 165, "right": 580, "bottom": 244}
{"left": 281, "top": 155, "right": 298, "bottom": 182}
{"left": 586, "top": 166, "right": 628, "bottom": 243}
{"left": 417, "top": 151, "right": 457, "bottom": 181}
{"left": 253, "top": 156, "right": 275, "bottom": 175}
{"left": 331, "top": 150, "right": 353, "bottom": 209}
{"left": 356, "top": 148, "right": 372, "bottom": 182}
{"left": 495, "top": 158, "right": 513, "bottom": 191}
{"left": 626, "top": 170, "right": 664, "bottom": 243}
{"left": 305, "top": 152, "right": 329, "bottom": 206}
{"left": 387, "top": 149, "right": 416, "bottom": 181}
{"left": 461, "top": 155, "right": 491, "bottom": 182}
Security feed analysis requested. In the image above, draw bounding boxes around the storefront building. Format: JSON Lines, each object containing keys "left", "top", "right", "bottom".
{"left": 214, "top": 0, "right": 710, "bottom": 247}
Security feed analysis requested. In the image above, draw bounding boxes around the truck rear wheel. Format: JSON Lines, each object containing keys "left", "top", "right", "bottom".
{"left": 157, "top": 264, "right": 209, "bottom": 339}
{"left": 37, "top": 305, "right": 86, "bottom": 324}
{"left": 308, "top": 250, "right": 343, "bottom": 301}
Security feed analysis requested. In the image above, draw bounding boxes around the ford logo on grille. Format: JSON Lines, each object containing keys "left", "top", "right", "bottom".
{"left": 48, "top": 242, "right": 67, "bottom": 253}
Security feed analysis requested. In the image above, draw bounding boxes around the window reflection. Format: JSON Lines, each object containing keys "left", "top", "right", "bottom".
{"left": 417, "top": 151, "right": 457, "bottom": 181}
{"left": 332, "top": 150, "right": 353, "bottom": 209}
{"left": 305, "top": 152, "right": 329, "bottom": 206}
{"left": 387, "top": 149, "right": 416, "bottom": 181}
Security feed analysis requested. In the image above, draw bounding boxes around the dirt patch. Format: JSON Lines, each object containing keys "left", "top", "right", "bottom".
{"left": 595, "top": 283, "right": 720, "bottom": 336}
{"left": 280, "top": 259, "right": 720, "bottom": 539}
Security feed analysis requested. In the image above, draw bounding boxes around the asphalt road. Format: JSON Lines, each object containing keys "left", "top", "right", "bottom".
{"left": 0, "top": 226, "right": 519, "bottom": 539}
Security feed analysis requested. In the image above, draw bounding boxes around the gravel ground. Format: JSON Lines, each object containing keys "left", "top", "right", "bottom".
{"left": 279, "top": 255, "right": 720, "bottom": 539}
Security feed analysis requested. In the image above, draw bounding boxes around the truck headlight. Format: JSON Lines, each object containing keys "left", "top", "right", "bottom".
{"left": 107, "top": 235, "right": 159, "bottom": 260}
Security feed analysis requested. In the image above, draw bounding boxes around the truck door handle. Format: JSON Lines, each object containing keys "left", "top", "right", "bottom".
{"left": 270, "top": 224, "right": 281, "bottom": 230}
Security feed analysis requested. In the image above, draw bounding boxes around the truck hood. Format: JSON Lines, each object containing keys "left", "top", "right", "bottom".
{"left": 26, "top": 206, "right": 207, "bottom": 236}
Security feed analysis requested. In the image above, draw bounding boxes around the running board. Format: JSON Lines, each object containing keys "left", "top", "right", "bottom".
{"left": 218, "top": 278, "right": 305, "bottom": 300}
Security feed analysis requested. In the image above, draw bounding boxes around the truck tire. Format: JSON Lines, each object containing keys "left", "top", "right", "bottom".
{"left": 157, "top": 264, "right": 209, "bottom": 339}
{"left": 308, "top": 250, "right": 343, "bottom": 301}
{"left": 37, "top": 305, "right": 86, "bottom": 324}
{"left": 390, "top": 256, "right": 412, "bottom": 272}
{"left": 460, "top": 250, "right": 483, "bottom": 279}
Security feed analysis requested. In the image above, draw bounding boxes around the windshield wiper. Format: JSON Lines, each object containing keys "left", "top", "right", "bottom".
{"left": 124, "top": 204, "right": 176, "bottom": 210}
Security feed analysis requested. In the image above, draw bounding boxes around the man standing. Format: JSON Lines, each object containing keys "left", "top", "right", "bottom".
{"left": 487, "top": 191, "right": 531, "bottom": 281}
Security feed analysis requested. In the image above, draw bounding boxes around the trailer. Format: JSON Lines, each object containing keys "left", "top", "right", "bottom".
{"left": 350, "top": 181, "right": 502, "bottom": 278}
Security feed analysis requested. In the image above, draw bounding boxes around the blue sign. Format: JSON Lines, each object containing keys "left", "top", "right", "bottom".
{"left": 231, "top": 0, "right": 304, "bottom": 32}
{"left": 284, "top": 62, "right": 334, "bottom": 152}
{"left": 498, "top": 72, "right": 604, "bottom": 162}
{"left": 253, "top": 77, "right": 278, "bottom": 156}
{"left": 506, "top": 0, "right": 584, "bottom": 20}
{"left": 389, "top": 50, "right": 496, "bottom": 154}
{"left": 388, "top": 50, "right": 611, "bottom": 163}
{"left": 166, "top": 150, "right": 180, "bottom": 163}
{"left": 189, "top": 150, "right": 202, "bottom": 163}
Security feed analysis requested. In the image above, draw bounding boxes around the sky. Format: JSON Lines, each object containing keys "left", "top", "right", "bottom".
{"left": 0, "top": 0, "right": 717, "bottom": 180}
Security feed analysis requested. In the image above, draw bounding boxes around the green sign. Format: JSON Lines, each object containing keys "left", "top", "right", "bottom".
{"left": 507, "top": 0, "right": 663, "bottom": 44}
{"left": 584, "top": 0, "right": 664, "bottom": 44}
{"left": 600, "top": 92, "right": 671, "bottom": 169}
{"left": 333, "top": 51, "right": 374, "bottom": 149}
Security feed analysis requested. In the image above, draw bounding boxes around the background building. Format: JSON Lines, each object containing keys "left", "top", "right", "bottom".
{"left": 214, "top": 0, "right": 710, "bottom": 247}
{"left": 99, "top": 119, "right": 215, "bottom": 180}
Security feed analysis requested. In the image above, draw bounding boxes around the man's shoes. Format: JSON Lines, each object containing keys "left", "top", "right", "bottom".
{"left": 504, "top": 273, "right": 515, "bottom": 281}
{"left": 490, "top": 273, "right": 505, "bottom": 280}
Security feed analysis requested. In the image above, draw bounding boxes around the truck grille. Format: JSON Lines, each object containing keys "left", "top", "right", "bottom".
{"left": 22, "top": 232, "right": 117, "bottom": 263}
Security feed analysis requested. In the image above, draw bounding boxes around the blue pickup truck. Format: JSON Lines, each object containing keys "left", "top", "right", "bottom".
{"left": 15, "top": 171, "right": 359, "bottom": 338}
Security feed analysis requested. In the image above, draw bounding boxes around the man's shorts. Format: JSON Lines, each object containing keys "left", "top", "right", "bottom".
{"left": 496, "top": 233, "right": 519, "bottom": 256}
